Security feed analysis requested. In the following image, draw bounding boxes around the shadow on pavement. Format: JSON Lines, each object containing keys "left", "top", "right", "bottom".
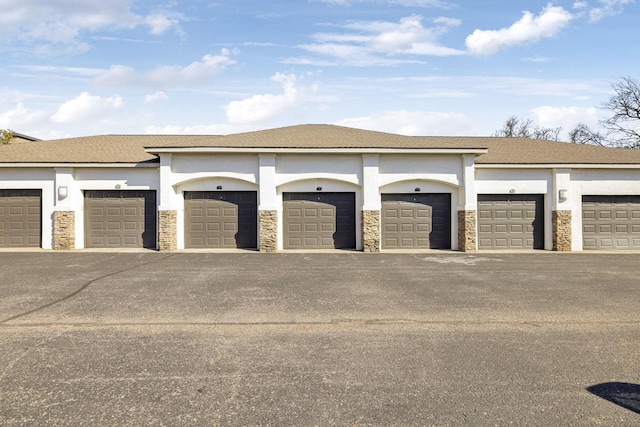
{"left": 587, "top": 382, "right": 640, "bottom": 414}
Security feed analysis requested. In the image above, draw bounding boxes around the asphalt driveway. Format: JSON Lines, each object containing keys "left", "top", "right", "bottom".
{"left": 1, "top": 252, "right": 639, "bottom": 425}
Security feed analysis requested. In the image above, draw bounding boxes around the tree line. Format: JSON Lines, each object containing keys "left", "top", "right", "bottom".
{"left": 494, "top": 76, "right": 640, "bottom": 150}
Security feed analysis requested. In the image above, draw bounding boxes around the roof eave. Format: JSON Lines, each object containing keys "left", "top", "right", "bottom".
{"left": 145, "top": 147, "right": 489, "bottom": 155}
{"left": 476, "top": 163, "right": 640, "bottom": 169}
{"left": 0, "top": 162, "right": 158, "bottom": 168}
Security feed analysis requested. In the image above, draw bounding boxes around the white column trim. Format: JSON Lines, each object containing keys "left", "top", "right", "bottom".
{"left": 158, "top": 154, "right": 176, "bottom": 210}
{"left": 461, "top": 154, "right": 476, "bottom": 210}
{"left": 362, "top": 154, "right": 380, "bottom": 210}
{"left": 259, "top": 153, "right": 278, "bottom": 211}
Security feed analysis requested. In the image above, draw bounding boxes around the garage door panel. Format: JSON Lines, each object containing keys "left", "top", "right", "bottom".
{"left": 85, "top": 191, "right": 156, "bottom": 249}
{"left": 416, "top": 224, "right": 430, "bottom": 233}
{"left": 304, "top": 208, "right": 319, "bottom": 217}
{"left": 477, "top": 194, "right": 544, "bottom": 250}
{"left": 510, "top": 211, "right": 523, "bottom": 220}
{"left": 283, "top": 193, "right": 356, "bottom": 249}
{"left": 494, "top": 238, "right": 508, "bottom": 249}
{"left": 478, "top": 224, "right": 492, "bottom": 233}
{"left": 494, "top": 210, "right": 507, "bottom": 219}
{"left": 185, "top": 191, "right": 257, "bottom": 249}
{"left": 582, "top": 195, "right": 640, "bottom": 249}
{"left": 509, "top": 224, "right": 524, "bottom": 233}
{"left": 615, "top": 211, "right": 628, "bottom": 219}
{"left": 415, "top": 237, "right": 430, "bottom": 246}
{"left": 381, "top": 194, "right": 451, "bottom": 250}
{"left": 0, "top": 190, "right": 42, "bottom": 248}
{"left": 9, "top": 206, "right": 25, "bottom": 215}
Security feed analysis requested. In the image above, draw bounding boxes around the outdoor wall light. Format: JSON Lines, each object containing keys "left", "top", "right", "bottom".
{"left": 316, "top": 187, "right": 322, "bottom": 191}
{"left": 217, "top": 185, "right": 223, "bottom": 190}
{"left": 414, "top": 187, "right": 421, "bottom": 192}
{"left": 558, "top": 189, "right": 568, "bottom": 203}
{"left": 57, "top": 186, "right": 68, "bottom": 200}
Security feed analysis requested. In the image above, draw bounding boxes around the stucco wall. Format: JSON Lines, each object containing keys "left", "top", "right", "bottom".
{"left": 0, "top": 168, "right": 56, "bottom": 249}
{"left": 72, "top": 167, "right": 160, "bottom": 249}
{"left": 571, "top": 169, "right": 640, "bottom": 250}
{"left": 379, "top": 155, "right": 462, "bottom": 188}
{"left": 171, "top": 154, "right": 258, "bottom": 187}
{"left": 4, "top": 157, "right": 640, "bottom": 252}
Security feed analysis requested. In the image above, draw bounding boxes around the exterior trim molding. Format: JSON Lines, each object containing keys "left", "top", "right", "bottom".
{"left": 147, "top": 147, "right": 489, "bottom": 155}
{"left": 0, "top": 163, "right": 158, "bottom": 168}
{"left": 476, "top": 164, "right": 640, "bottom": 169}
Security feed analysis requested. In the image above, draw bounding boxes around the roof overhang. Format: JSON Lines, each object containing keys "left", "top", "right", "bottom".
{"left": 0, "top": 163, "right": 158, "bottom": 168}
{"left": 145, "top": 147, "right": 489, "bottom": 155}
{"left": 476, "top": 163, "right": 640, "bottom": 169}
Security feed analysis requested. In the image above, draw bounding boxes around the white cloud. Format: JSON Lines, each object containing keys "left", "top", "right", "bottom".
{"left": 0, "top": 0, "right": 186, "bottom": 54}
{"left": 95, "top": 50, "right": 236, "bottom": 87}
{"left": 0, "top": 103, "right": 48, "bottom": 129}
{"left": 225, "top": 73, "right": 319, "bottom": 125}
{"left": 144, "top": 13, "right": 183, "bottom": 35}
{"left": 520, "top": 56, "right": 552, "bottom": 63}
{"left": 588, "top": 0, "right": 634, "bottom": 22}
{"left": 144, "top": 91, "right": 170, "bottom": 104}
{"left": 531, "top": 106, "right": 600, "bottom": 129}
{"left": 291, "top": 14, "right": 465, "bottom": 66}
{"left": 336, "top": 110, "right": 476, "bottom": 136}
{"left": 51, "top": 92, "right": 123, "bottom": 123}
{"left": 317, "top": 0, "right": 453, "bottom": 7}
{"left": 144, "top": 123, "right": 252, "bottom": 135}
{"left": 406, "top": 90, "right": 474, "bottom": 99}
{"left": 465, "top": 5, "right": 574, "bottom": 56}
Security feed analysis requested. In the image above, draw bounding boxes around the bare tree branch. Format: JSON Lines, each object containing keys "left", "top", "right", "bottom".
{"left": 568, "top": 123, "right": 606, "bottom": 146}
{"left": 494, "top": 116, "right": 562, "bottom": 141}
{"left": 601, "top": 76, "right": 640, "bottom": 149}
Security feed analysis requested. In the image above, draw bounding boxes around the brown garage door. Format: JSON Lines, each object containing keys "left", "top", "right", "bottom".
{"left": 582, "top": 195, "right": 640, "bottom": 250}
{"left": 382, "top": 193, "right": 451, "bottom": 249}
{"left": 283, "top": 192, "right": 356, "bottom": 249}
{"left": 185, "top": 191, "right": 257, "bottom": 249}
{"left": 0, "top": 190, "right": 41, "bottom": 247}
{"left": 477, "top": 194, "right": 544, "bottom": 250}
{"left": 85, "top": 191, "right": 157, "bottom": 249}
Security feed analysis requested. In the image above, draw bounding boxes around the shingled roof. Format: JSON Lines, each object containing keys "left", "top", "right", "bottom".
{"left": 1, "top": 124, "right": 639, "bottom": 165}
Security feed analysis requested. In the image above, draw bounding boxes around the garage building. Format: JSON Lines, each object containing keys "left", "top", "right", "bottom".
{"left": 0, "top": 125, "right": 639, "bottom": 252}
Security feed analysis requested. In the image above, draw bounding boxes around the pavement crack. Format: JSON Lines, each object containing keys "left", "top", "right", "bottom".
{"left": 0, "top": 254, "right": 179, "bottom": 324}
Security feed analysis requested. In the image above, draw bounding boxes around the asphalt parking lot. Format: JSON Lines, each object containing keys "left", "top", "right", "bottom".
{"left": 0, "top": 251, "right": 639, "bottom": 426}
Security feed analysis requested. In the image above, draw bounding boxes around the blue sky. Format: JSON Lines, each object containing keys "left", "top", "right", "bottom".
{"left": 0, "top": 0, "right": 638, "bottom": 139}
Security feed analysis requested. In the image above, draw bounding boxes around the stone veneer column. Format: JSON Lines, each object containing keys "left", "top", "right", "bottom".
{"left": 552, "top": 210, "right": 572, "bottom": 251}
{"left": 53, "top": 210, "right": 75, "bottom": 250}
{"left": 362, "top": 210, "right": 381, "bottom": 253}
{"left": 158, "top": 210, "right": 177, "bottom": 251}
{"left": 457, "top": 210, "right": 477, "bottom": 252}
{"left": 259, "top": 210, "right": 278, "bottom": 252}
